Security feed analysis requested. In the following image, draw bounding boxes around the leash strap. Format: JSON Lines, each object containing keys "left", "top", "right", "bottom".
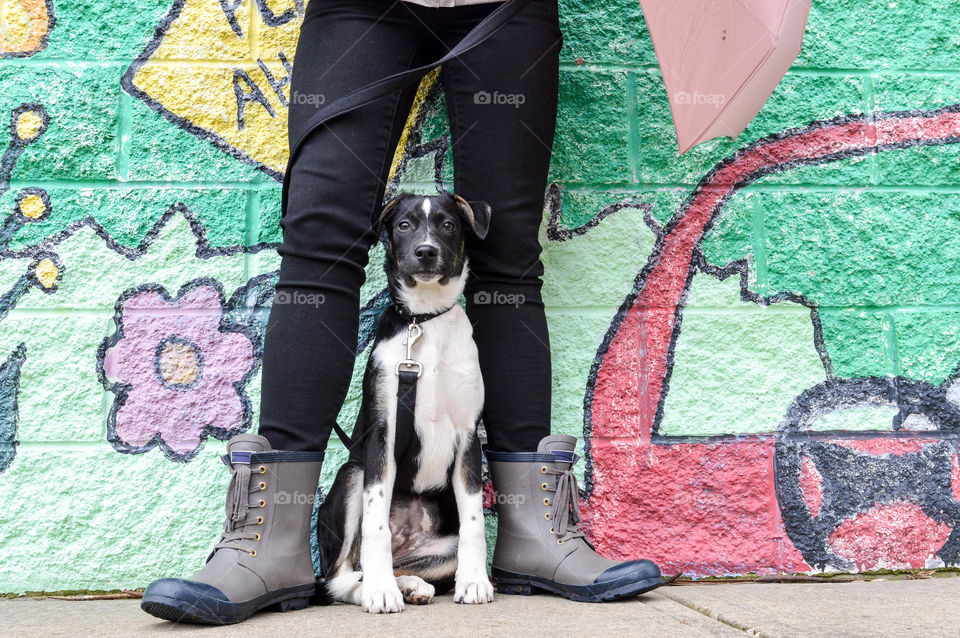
{"left": 281, "top": 0, "right": 534, "bottom": 216}
{"left": 396, "top": 369, "right": 420, "bottom": 435}
{"left": 332, "top": 421, "right": 353, "bottom": 451}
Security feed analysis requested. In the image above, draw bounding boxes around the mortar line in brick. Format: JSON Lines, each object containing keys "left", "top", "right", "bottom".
{"left": 248, "top": 0, "right": 260, "bottom": 60}
{"left": 881, "top": 311, "right": 901, "bottom": 378}
{"left": 626, "top": 71, "right": 641, "bottom": 184}
{"left": 12, "top": 179, "right": 960, "bottom": 192}
{"left": 16, "top": 441, "right": 102, "bottom": 449}
{"left": 748, "top": 195, "right": 770, "bottom": 297}
{"left": 116, "top": 93, "right": 132, "bottom": 182}
{"left": 863, "top": 74, "right": 881, "bottom": 185}
{"left": 3, "top": 308, "right": 114, "bottom": 318}
{"left": 558, "top": 61, "right": 960, "bottom": 77}
{"left": 244, "top": 189, "right": 262, "bottom": 281}
{"left": 3, "top": 57, "right": 958, "bottom": 78}
{"left": 0, "top": 58, "right": 260, "bottom": 69}
{"left": 2, "top": 180, "right": 264, "bottom": 190}
{"left": 560, "top": 183, "right": 960, "bottom": 193}
{"left": 4, "top": 308, "right": 223, "bottom": 317}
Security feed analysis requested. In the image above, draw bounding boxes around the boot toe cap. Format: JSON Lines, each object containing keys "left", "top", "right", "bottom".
{"left": 141, "top": 577, "right": 236, "bottom": 623}
{"left": 593, "top": 559, "right": 662, "bottom": 586}
{"left": 143, "top": 577, "right": 231, "bottom": 604}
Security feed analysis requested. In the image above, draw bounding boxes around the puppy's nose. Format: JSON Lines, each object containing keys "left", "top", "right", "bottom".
{"left": 415, "top": 244, "right": 438, "bottom": 260}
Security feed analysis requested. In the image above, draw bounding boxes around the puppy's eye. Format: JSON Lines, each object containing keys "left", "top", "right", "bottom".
{"left": 442, "top": 220, "right": 456, "bottom": 232}
{"left": 397, "top": 220, "right": 412, "bottom": 231}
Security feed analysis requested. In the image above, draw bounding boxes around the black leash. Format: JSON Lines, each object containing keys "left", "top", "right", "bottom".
{"left": 281, "top": 0, "right": 534, "bottom": 217}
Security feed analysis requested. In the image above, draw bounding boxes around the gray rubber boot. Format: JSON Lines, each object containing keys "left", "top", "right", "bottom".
{"left": 141, "top": 434, "right": 324, "bottom": 624}
{"left": 487, "top": 435, "right": 662, "bottom": 602}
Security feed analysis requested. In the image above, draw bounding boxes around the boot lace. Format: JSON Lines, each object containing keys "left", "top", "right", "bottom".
{"left": 544, "top": 466, "right": 587, "bottom": 544}
{"left": 212, "top": 462, "right": 267, "bottom": 556}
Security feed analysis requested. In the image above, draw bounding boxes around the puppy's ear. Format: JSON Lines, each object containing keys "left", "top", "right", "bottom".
{"left": 453, "top": 195, "right": 491, "bottom": 240}
{"left": 375, "top": 192, "right": 416, "bottom": 236}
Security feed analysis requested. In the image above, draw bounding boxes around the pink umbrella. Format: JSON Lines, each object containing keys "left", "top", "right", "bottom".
{"left": 640, "top": 0, "right": 812, "bottom": 154}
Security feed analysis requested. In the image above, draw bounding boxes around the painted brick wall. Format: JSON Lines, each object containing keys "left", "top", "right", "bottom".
{"left": 1, "top": 0, "right": 960, "bottom": 592}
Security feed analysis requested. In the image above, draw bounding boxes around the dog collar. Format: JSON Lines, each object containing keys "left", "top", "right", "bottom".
{"left": 393, "top": 303, "right": 456, "bottom": 324}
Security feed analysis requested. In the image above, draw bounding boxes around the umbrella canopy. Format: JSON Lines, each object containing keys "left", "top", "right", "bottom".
{"left": 640, "top": 0, "right": 812, "bottom": 154}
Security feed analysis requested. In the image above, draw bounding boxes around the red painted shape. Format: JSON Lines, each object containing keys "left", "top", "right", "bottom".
{"left": 952, "top": 452, "right": 960, "bottom": 502}
{"left": 833, "top": 439, "right": 929, "bottom": 454}
{"left": 827, "top": 503, "right": 951, "bottom": 571}
{"left": 482, "top": 479, "right": 496, "bottom": 510}
{"left": 798, "top": 456, "right": 822, "bottom": 518}
{"left": 582, "top": 437, "right": 809, "bottom": 576}
{"left": 585, "top": 108, "right": 960, "bottom": 575}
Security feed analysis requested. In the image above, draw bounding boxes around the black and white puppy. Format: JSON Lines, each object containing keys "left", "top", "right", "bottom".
{"left": 316, "top": 191, "right": 493, "bottom": 613}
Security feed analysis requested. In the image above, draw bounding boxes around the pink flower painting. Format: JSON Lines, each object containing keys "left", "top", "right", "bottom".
{"left": 100, "top": 280, "right": 258, "bottom": 461}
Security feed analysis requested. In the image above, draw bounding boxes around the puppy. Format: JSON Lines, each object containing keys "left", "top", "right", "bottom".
{"left": 316, "top": 191, "right": 494, "bottom": 613}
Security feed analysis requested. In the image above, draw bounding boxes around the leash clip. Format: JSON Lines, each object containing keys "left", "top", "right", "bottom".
{"left": 396, "top": 322, "right": 423, "bottom": 378}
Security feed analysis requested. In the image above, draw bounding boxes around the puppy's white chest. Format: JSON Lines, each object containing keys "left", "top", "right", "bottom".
{"left": 373, "top": 307, "right": 483, "bottom": 492}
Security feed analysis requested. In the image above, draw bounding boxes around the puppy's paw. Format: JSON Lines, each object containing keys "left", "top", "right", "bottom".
{"left": 454, "top": 577, "right": 494, "bottom": 604}
{"left": 396, "top": 575, "right": 435, "bottom": 605}
{"left": 362, "top": 577, "right": 405, "bottom": 613}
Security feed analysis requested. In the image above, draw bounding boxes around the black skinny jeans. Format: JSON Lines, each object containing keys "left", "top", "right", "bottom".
{"left": 258, "top": 0, "right": 561, "bottom": 453}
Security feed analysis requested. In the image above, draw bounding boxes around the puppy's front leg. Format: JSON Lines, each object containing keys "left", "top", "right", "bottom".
{"left": 452, "top": 431, "right": 494, "bottom": 604}
{"left": 360, "top": 416, "right": 404, "bottom": 614}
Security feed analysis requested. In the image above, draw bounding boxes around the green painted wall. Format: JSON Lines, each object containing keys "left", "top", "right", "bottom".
{"left": 1, "top": 0, "right": 960, "bottom": 591}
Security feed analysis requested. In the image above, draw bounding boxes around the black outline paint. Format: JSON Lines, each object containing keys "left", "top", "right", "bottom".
{"left": 774, "top": 376, "right": 960, "bottom": 569}
{"left": 0, "top": 343, "right": 26, "bottom": 474}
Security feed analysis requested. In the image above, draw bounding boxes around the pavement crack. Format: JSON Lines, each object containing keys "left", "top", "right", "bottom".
{"left": 656, "top": 592, "right": 768, "bottom": 637}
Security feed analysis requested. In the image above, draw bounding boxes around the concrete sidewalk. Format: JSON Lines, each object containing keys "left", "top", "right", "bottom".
{"left": 4, "top": 577, "right": 959, "bottom": 637}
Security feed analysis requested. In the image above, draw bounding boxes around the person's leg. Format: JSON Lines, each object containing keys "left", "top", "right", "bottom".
{"left": 258, "top": 1, "right": 435, "bottom": 452}
{"left": 142, "top": 2, "right": 436, "bottom": 624}
{"left": 436, "top": 1, "right": 664, "bottom": 601}
{"left": 435, "top": 1, "right": 560, "bottom": 453}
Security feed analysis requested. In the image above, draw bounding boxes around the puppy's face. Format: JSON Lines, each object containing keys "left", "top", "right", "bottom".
{"left": 379, "top": 192, "right": 490, "bottom": 286}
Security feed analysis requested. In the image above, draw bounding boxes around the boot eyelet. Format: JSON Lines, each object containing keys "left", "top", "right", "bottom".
{"left": 540, "top": 483, "right": 548, "bottom": 491}
{"left": 257, "top": 516, "right": 264, "bottom": 525}
{"left": 258, "top": 482, "right": 266, "bottom": 490}
{"left": 258, "top": 499, "right": 266, "bottom": 508}
{"left": 250, "top": 550, "right": 257, "bottom": 557}
{"left": 549, "top": 527, "right": 555, "bottom": 534}
{"left": 540, "top": 466, "right": 547, "bottom": 474}
{"left": 543, "top": 498, "right": 550, "bottom": 506}
{"left": 258, "top": 465, "right": 267, "bottom": 474}
{"left": 254, "top": 533, "right": 261, "bottom": 541}
{"left": 557, "top": 539, "right": 564, "bottom": 546}
{"left": 544, "top": 513, "right": 551, "bottom": 520}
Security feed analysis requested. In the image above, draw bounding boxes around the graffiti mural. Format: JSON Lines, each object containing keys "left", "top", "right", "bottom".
{"left": 122, "top": 0, "right": 303, "bottom": 178}
{"left": 583, "top": 106, "right": 960, "bottom": 576}
{"left": 1, "top": 0, "right": 960, "bottom": 592}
